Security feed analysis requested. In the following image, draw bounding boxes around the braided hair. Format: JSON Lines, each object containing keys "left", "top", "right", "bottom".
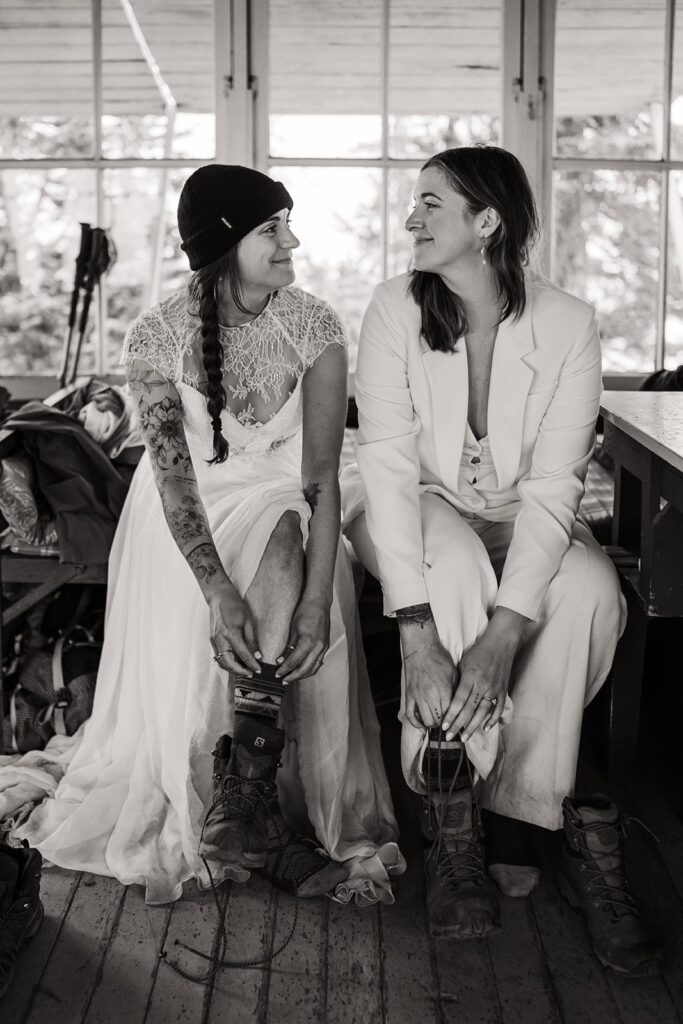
{"left": 187, "top": 248, "right": 251, "bottom": 464}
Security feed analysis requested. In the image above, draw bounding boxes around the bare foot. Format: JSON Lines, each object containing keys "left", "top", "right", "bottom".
{"left": 488, "top": 863, "right": 541, "bottom": 897}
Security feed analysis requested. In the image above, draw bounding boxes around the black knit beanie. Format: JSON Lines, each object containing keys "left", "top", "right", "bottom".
{"left": 178, "top": 164, "right": 293, "bottom": 271}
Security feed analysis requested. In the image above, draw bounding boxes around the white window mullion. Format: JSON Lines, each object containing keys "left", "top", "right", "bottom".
{"left": 220, "top": 0, "right": 252, "bottom": 165}
{"left": 92, "top": 0, "right": 105, "bottom": 377}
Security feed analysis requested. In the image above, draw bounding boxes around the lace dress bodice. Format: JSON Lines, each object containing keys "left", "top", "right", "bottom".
{"left": 121, "top": 286, "right": 347, "bottom": 459}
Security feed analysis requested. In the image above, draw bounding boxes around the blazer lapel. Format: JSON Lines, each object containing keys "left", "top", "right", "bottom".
{"left": 488, "top": 299, "right": 537, "bottom": 491}
{"left": 421, "top": 344, "right": 468, "bottom": 490}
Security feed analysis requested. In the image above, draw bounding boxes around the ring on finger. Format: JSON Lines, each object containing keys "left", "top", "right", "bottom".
{"left": 480, "top": 696, "right": 496, "bottom": 705}
{"left": 213, "top": 649, "right": 232, "bottom": 662}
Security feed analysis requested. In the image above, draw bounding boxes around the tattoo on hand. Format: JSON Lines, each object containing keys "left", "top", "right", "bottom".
{"left": 396, "top": 603, "right": 435, "bottom": 628}
{"left": 303, "top": 482, "right": 321, "bottom": 513}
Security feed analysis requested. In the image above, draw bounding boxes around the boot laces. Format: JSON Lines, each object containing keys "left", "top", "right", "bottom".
{"left": 424, "top": 734, "right": 487, "bottom": 890}
{"left": 206, "top": 773, "right": 272, "bottom": 826}
{"left": 577, "top": 815, "right": 657, "bottom": 921}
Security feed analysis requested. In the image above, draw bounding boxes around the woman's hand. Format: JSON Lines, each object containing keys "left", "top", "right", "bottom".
{"left": 208, "top": 584, "right": 262, "bottom": 677}
{"left": 403, "top": 642, "right": 459, "bottom": 731}
{"left": 276, "top": 597, "right": 330, "bottom": 683}
{"left": 442, "top": 609, "right": 528, "bottom": 742}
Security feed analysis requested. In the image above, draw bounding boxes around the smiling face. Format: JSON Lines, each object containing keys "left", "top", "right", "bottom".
{"left": 236, "top": 208, "right": 300, "bottom": 295}
{"left": 405, "top": 166, "right": 484, "bottom": 275}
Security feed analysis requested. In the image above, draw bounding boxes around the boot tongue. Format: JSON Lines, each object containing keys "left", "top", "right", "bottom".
{"left": 575, "top": 802, "right": 623, "bottom": 887}
{"left": 438, "top": 792, "right": 474, "bottom": 836}
{"left": 233, "top": 717, "right": 284, "bottom": 781}
{"left": 0, "top": 853, "right": 19, "bottom": 913}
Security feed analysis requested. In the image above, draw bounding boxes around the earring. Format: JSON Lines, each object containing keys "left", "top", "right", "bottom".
{"left": 479, "top": 236, "right": 487, "bottom": 265}
{"left": 213, "top": 277, "right": 223, "bottom": 305}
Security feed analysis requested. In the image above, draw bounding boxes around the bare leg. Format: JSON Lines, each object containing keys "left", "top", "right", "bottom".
{"left": 243, "top": 510, "right": 349, "bottom": 897}
{"left": 244, "top": 510, "right": 304, "bottom": 660}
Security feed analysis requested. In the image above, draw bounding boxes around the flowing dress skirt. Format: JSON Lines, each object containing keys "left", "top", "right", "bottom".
{"left": 19, "top": 415, "right": 402, "bottom": 905}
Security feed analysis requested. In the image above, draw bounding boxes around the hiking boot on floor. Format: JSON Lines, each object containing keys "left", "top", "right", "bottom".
{"left": 197, "top": 716, "right": 284, "bottom": 875}
{"left": 254, "top": 792, "right": 349, "bottom": 898}
{"left": 0, "top": 842, "right": 44, "bottom": 1000}
{"left": 559, "top": 794, "right": 663, "bottom": 976}
{"left": 422, "top": 735, "right": 500, "bottom": 939}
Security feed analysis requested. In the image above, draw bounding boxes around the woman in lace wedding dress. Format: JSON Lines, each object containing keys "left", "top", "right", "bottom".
{"left": 19, "top": 165, "right": 403, "bottom": 906}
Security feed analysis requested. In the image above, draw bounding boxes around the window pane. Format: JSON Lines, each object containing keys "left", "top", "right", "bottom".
{"left": 666, "top": 172, "right": 683, "bottom": 368}
{"left": 670, "top": 2, "right": 683, "bottom": 159}
{"left": 101, "top": 0, "right": 215, "bottom": 160}
{"left": 554, "top": 1, "right": 666, "bottom": 159}
{"left": 103, "top": 167, "right": 191, "bottom": 370}
{"left": 0, "top": 170, "right": 96, "bottom": 375}
{"left": 389, "top": 0, "right": 502, "bottom": 158}
{"left": 0, "top": 0, "right": 94, "bottom": 159}
{"left": 269, "top": 1, "right": 382, "bottom": 158}
{"left": 275, "top": 167, "right": 382, "bottom": 367}
{"left": 387, "top": 169, "right": 417, "bottom": 279}
{"left": 552, "top": 171, "right": 659, "bottom": 372}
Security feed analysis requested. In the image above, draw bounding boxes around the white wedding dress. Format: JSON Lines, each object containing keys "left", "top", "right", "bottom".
{"left": 18, "top": 286, "right": 403, "bottom": 905}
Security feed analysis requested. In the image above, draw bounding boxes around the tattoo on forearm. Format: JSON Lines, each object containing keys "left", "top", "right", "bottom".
{"left": 396, "top": 603, "right": 435, "bottom": 628}
{"left": 303, "top": 482, "right": 321, "bottom": 513}
{"left": 187, "top": 543, "right": 221, "bottom": 584}
{"left": 130, "top": 367, "right": 218, "bottom": 573}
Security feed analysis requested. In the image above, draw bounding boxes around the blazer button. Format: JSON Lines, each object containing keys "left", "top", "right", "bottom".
{"left": 471, "top": 455, "right": 480, "bottom": 464}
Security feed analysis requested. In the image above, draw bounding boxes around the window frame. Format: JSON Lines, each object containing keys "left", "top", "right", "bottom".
{"left": 0, "top": 0, "right": 234, "bottom": 383}
{"left": 546, "top": 0, "right": 680, "bottom": 373}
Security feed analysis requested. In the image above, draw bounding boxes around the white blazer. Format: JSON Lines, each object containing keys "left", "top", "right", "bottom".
{"left": 354, "top": 273, "right": 602, "bottom": 621}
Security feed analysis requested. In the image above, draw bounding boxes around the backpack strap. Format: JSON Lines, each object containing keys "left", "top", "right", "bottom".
{"left": 9, "top": 688, "right": 20, "bottom": 753}
{"left": 51, "top": 635, "right": 69, "bottom": 736}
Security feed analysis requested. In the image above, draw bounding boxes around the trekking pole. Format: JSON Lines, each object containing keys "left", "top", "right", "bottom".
{"left": 68, "top": 228, "right": 117, "bottom": 385}
{"left": 59, "top": 222, "right": 92, "bottom": 388}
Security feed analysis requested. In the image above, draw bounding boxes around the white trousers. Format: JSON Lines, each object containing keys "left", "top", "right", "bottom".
{"left": 401, "top": 492, "right": 627, "bottom": 830}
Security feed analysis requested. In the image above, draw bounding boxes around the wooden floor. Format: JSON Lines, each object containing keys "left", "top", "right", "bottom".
{"left": 2, "top": 701, "right": 683, "bottom": 1024}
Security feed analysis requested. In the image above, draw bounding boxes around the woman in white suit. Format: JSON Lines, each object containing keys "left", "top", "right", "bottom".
{"left": 344, "top": 147, "right": 661, "bottom": 975}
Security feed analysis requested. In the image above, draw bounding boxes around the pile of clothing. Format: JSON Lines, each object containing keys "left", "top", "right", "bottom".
{"left": 0, "top": 379, "right": 142, "bottom": 564}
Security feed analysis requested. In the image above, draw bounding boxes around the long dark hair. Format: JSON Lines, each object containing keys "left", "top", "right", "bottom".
{"left": 408, "top": 146, "right": 540, "bottom": 352}
{"left": 187, "top": 247, "right": 252, "bottom": 464}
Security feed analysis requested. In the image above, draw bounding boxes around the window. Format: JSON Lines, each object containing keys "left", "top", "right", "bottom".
{"left": 550, "top": 0, "right": 683, "bottom": 372}
{"left": 267, "top": 0, "right": 504, "bottom": 365}
{"left": 0, "top": 0, "right": 222, "bottom": 377}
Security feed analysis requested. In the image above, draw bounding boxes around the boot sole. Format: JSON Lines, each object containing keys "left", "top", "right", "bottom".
{"left": 197, "top": 840, "right": 266, "bottom": 869}
{"left": 429, "top": 912, "right": 500, "bottom": 940}
{"left": 558, "top": 871, "right": 662, "bottom": 977}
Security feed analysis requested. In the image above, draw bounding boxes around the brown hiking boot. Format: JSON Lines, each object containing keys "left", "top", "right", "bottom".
{"left": 422, "top": 736, "right": 500, "bottom": 939}
{"left": 559, "top": 795, "right": 663, "bottom": 976}
{"left": 198, "top": 717, "right": 284, "bottom": 873}
{"left": 0, "top": 843, "right": 44, "bottom": 1000}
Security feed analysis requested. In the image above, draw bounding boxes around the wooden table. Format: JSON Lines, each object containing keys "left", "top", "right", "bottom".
{"left": 600, "top": 391, "right": 683, "bottom": 778}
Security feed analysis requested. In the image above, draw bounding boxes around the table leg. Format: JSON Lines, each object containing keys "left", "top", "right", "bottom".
{"left": 607, "top": 573, "right": 648, "bottom": 781}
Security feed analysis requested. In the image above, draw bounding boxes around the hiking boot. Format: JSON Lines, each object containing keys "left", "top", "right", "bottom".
{"left": 559, "top": 795, "right": 663, "bottom": 976}
{"left": 197, "top": 716, "right": 284, "bottom": 873}
{"left": 0, "top": 843, "right": 44, "bottom": 1000}
{"left": 422, "top": 735, "right": 500, "bottom": 938}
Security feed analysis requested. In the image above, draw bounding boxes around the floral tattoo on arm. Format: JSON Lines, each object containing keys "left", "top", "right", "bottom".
{"left": 128, "top": 365, "right": 224, "bottom": 587}
{"left": 303, "top": 481, "right": 321, "bottom": 513}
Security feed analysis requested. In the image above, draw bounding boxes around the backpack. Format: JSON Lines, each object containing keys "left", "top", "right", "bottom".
{"left": 2, "top": 625, "right": 101, "bottom": 753}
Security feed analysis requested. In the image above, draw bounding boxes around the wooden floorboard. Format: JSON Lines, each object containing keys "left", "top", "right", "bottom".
{"left": 26, "top": 873, "right": 125, "bottom": 1024}
{"left": 3, "top": 734, "right": 683, "bottom": 1023}
{"left": 206, "top": 873, "right": 275, "bottom": 1024}
{"left": 2, "top": 867, "right": 81, "bottom": 1024}
{"left": 82, "top": 885, "right": 172, "bottom": 1024}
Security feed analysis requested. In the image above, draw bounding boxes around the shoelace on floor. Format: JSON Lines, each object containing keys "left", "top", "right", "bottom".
{"left": 159, "top": 855, "right": 299, "bottom": 1014}
{"left": 575, "top": 814, "right": 659, "bottom": 920}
